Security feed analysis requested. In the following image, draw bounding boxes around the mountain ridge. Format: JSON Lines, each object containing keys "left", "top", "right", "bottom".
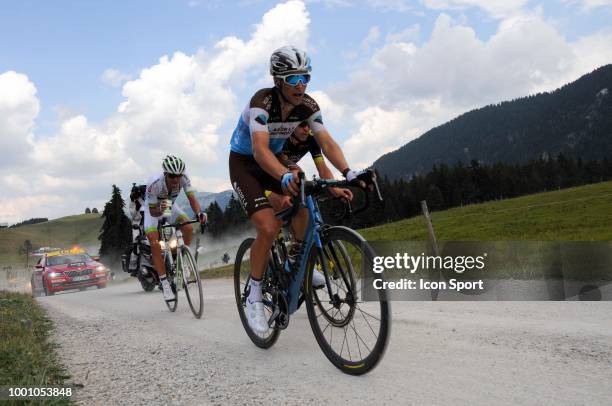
{"left": 373, "top": 64, "right": 612, "bottom": 179}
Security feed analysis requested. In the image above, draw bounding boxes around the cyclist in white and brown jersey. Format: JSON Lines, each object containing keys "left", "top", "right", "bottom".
{"left": 228, "top": 45, "right": 363, "bottom": 334}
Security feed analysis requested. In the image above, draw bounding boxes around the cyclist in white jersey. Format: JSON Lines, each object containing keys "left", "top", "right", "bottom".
{"left": 228, "top": 46, "right": 364, "bottom": 334}
{"left": 145, "top": 155, "right": 207, "bottom": 301}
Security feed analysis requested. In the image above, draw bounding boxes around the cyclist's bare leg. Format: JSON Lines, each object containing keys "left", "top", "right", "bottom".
{"left": 290, "top": 208, "right": 308, "bottom": 241}
{"left": 146, "top": 232, "right": 166, "bottom": 277}
{"left": 250, "top": 208, "right": 281, "bottom": 279}
{"left": 268, "top": 192, "right": 308, "bottom": 240}
{"left": 180, "top": 222, "right": 193, "bottom": 246}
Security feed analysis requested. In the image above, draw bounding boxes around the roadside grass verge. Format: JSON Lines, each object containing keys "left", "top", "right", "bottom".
{"left": 199, "top": 263, "right": 234, "bottom": 279}
{"left": 0, "top": 290, "right": 72, "bottom": 405}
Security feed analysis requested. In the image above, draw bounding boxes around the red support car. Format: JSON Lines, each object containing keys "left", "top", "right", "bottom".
{"left": 31, "top": 247, "right": 109, "bottom": 296}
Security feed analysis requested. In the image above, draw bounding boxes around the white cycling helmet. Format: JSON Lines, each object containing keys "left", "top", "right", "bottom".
{"left": 269, "top": 45, "right": 312, "bottom": 76}
{"left": 162, "top": 155, "right": 185, "bottom": 175}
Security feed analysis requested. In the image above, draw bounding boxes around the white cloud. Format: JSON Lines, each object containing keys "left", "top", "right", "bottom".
{"left": 421, "top": 0, "right": 529, "bottom": 19}
{"left": 0, "top": 0, "right": 311, "bottom": 223}
{"left": 101, "top": 68, "right": 132, "bottom": 87}
{"left": 327, "top": 11, "right": 612, "bottom": 171}
{"left": 343, "top": 107, "right": 420, "bottom": 169}
{"left": 0, "top": 195, "right": 65, "bottom": 223}
{"left": 361, "top": 26, "right": 381, "bottom": 52}
{"left": 563, "top": 0, "right": 612, "bottom": 11}
{"left": 308, "top": 90, "right": 346, "bottom": 127}
{"left": 0, "top": 71, "right": 39, "bottom": 165}
{"left": 305, "top": 0, "right": 352, "bottom": 8}
{"left": 366, "top": 0, "right": 414, "bottom": 12}
{"left": 386, "top": 24, "right": 420, "bottom": 43}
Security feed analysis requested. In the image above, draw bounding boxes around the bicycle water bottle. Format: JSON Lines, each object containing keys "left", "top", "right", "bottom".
{"left": 162, "top": 199, "right": 172, "bottom": 217}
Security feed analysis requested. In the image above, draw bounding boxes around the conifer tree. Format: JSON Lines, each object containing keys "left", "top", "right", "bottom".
{"left": 98, "top": 185, "right": 131, "bottom": 265}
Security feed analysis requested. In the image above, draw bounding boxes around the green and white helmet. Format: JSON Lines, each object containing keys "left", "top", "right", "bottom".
{"left": 162, "top": 155, "right": 185, "bottom": 175}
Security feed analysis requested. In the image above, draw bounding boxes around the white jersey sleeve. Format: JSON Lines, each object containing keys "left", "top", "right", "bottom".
{"left": 181, "top": 173, "right": 195, "bottom": 197}
{"left": 248, "top": 107, "right": 270, "bottom": 135}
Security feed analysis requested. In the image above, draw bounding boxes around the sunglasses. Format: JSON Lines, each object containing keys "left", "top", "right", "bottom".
{"left": 298, "top": 121, "right": 309, "bottom": 128}
{"left": 166, "top": 173, "right": 182, "bottom": 179}
{"left": 280, "top": 73, "right": 311, "bottom": 86}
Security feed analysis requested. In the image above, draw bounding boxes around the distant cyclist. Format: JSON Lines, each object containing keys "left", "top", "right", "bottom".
{"left": 145, "top": 155, "right": 207, "bottom": 301}
{"left": 229, "top": 45, "right": 363, "bottom": 334}
{"left": 268, "top": 120, "right": 353, "bottom": 212}
{"left": 127, "top": 183, "right": 146, "bottom": 274}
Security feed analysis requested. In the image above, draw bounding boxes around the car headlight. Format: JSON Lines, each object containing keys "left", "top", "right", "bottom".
{"left": 48, "top": 272, "right": 62, "bottom": 278}
{"left": 96, "top": 265, "right": 106, "bottom": 272}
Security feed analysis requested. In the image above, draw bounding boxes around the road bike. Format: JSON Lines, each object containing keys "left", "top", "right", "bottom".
{"left": 234, "top": 170, "right": 390, "bottom": 375}
{"left": 159, "top": 219, "right": 204, "bottom": 319}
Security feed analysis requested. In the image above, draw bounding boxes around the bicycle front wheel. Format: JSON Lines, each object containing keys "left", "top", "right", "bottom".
{"left": 233, "top": 238, "right": 280, "bottom": 349}
{"left": 181, "top": 246, "right": 203, "bottom": 319}
{"left": 164, "top": 254, "right": 178, "bottom": 312}
{"left": 305, "top": 226, "right": 391, "bottom": 375}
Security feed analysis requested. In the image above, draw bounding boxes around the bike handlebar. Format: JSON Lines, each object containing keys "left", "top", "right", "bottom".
{"left": 298, "top": 168, "right": 383, "bottom": 218}
{"left": 160, "top": 218, "right": 203, "bottom": 232}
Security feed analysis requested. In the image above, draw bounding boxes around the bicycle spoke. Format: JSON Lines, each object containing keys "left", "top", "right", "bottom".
{"left": 348, "top": 315, "right": 372, "bottom": 355}
{"left": 356, "top": 306, "right": 379, "bottom": 339}
{"left": 355, "top": 306, "right": 382, "bottom": 323}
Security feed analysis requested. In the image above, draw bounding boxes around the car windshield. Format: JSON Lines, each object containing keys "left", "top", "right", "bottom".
{"left": 47, "top": 254, "right": 91, "bottom": 266}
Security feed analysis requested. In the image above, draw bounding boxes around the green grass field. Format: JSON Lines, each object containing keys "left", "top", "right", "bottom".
{"left": 0, "top": 291, "right": 72, "bottom": 404}
{"left": 0, "top": 214, "right": 103, "bottom": 267}
{"left": 2, "top": 181, "right": 610, "bottom": 273}
{"left": 361, "top": 181, "right": 612, "bottom": 241}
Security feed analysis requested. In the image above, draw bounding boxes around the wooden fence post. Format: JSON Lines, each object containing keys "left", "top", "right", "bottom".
{"left": 421, "top": 200, "right": 439, "bottom": 256}
{"left": 421, "top": 200, "right": 441, "bottom": 301}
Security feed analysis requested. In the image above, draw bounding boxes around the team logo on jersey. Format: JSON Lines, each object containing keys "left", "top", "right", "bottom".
{"left": 255, "top": 114, "right": 268, "bottom": 125}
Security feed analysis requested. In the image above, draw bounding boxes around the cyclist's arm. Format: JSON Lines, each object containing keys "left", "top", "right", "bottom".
{"left": 181, "top": 174, "right": 201, "bottom": 215}
{"left": 278, "top": 153, "right": 300, "bottom": 171}
{"left": 315, "top": 159, "right": 334, "bottom": 180}
{"left": 313, "top": 129, "right": 350, "bottom": 174}
{"left": 252, "top": 131, "right": 290, "bottom": 180}
{"left": 187, "top": 193, "right": 202, "bottom": 216}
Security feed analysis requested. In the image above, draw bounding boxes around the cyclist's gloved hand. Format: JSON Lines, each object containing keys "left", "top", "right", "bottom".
{"left": 343, "top": 168, "right": 367, "bottom": 189}
{"left": 343, "top": 169, "right": 358, "bottom": 182}
{"left": 198, "top": 211, "right": 208, "bottom": 225}
{"left": 281, "top": 171, "right": 299, "bottom": 196}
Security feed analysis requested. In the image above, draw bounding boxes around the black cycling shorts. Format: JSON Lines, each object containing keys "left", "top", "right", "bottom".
{"left": 229, "top": 151, "right": 284, "bottom": 217}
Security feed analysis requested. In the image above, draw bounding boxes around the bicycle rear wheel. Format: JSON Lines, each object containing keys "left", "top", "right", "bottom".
{"left": 164, "top": 255, "right": 178, "bottom": 312}
{"left": 233, "top": 238, "right": 280, "bottom": 349}
{"left": 305, "top": 226, "right": 390, "bottom": 375}
{"left": 181, "top": 246, "right": 203, "bottom": 319}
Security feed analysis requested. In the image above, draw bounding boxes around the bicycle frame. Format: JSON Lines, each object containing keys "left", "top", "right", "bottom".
{"left": 285, "top": 194, "right": 325, "bottom": 314}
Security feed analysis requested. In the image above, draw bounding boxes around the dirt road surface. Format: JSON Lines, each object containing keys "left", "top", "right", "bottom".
{"left": 38, "top": 279, "right": 612, "bottom": 405}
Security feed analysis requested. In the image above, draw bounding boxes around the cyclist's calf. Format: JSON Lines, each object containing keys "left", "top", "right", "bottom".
{"left": 146, "top": 232, "right": 167, "bottom": 278}
{"left": 181, "top": 223, "right": 193, "bottom": 246}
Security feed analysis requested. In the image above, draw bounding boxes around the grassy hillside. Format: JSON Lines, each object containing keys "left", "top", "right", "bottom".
{"left": 361, "top": 181, "right": 612, "bottom": 241}
{"left": 0, "top": 213, "right": 103, "bottom": 266}
{"left": 2, "top": 181, "right": 610, "bottom": 270}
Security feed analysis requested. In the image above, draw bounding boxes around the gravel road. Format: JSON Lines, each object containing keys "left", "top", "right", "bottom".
{"left": 38, "top": 279, "right": 612, "bottom": 405}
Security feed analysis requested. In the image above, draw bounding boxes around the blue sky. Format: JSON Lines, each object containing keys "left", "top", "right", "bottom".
{"left": 1, "top": 0, "right": 611, "bottom": 222}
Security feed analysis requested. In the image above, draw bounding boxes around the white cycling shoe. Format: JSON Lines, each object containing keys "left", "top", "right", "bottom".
{"left": 312, "top": 268, "right": 326, "bottom": 288}
{"left": 246, "top": 299, "right": 269, "bottom": 334}
{"left": 161, "top": 279, "right": 175, "bottom": 301}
